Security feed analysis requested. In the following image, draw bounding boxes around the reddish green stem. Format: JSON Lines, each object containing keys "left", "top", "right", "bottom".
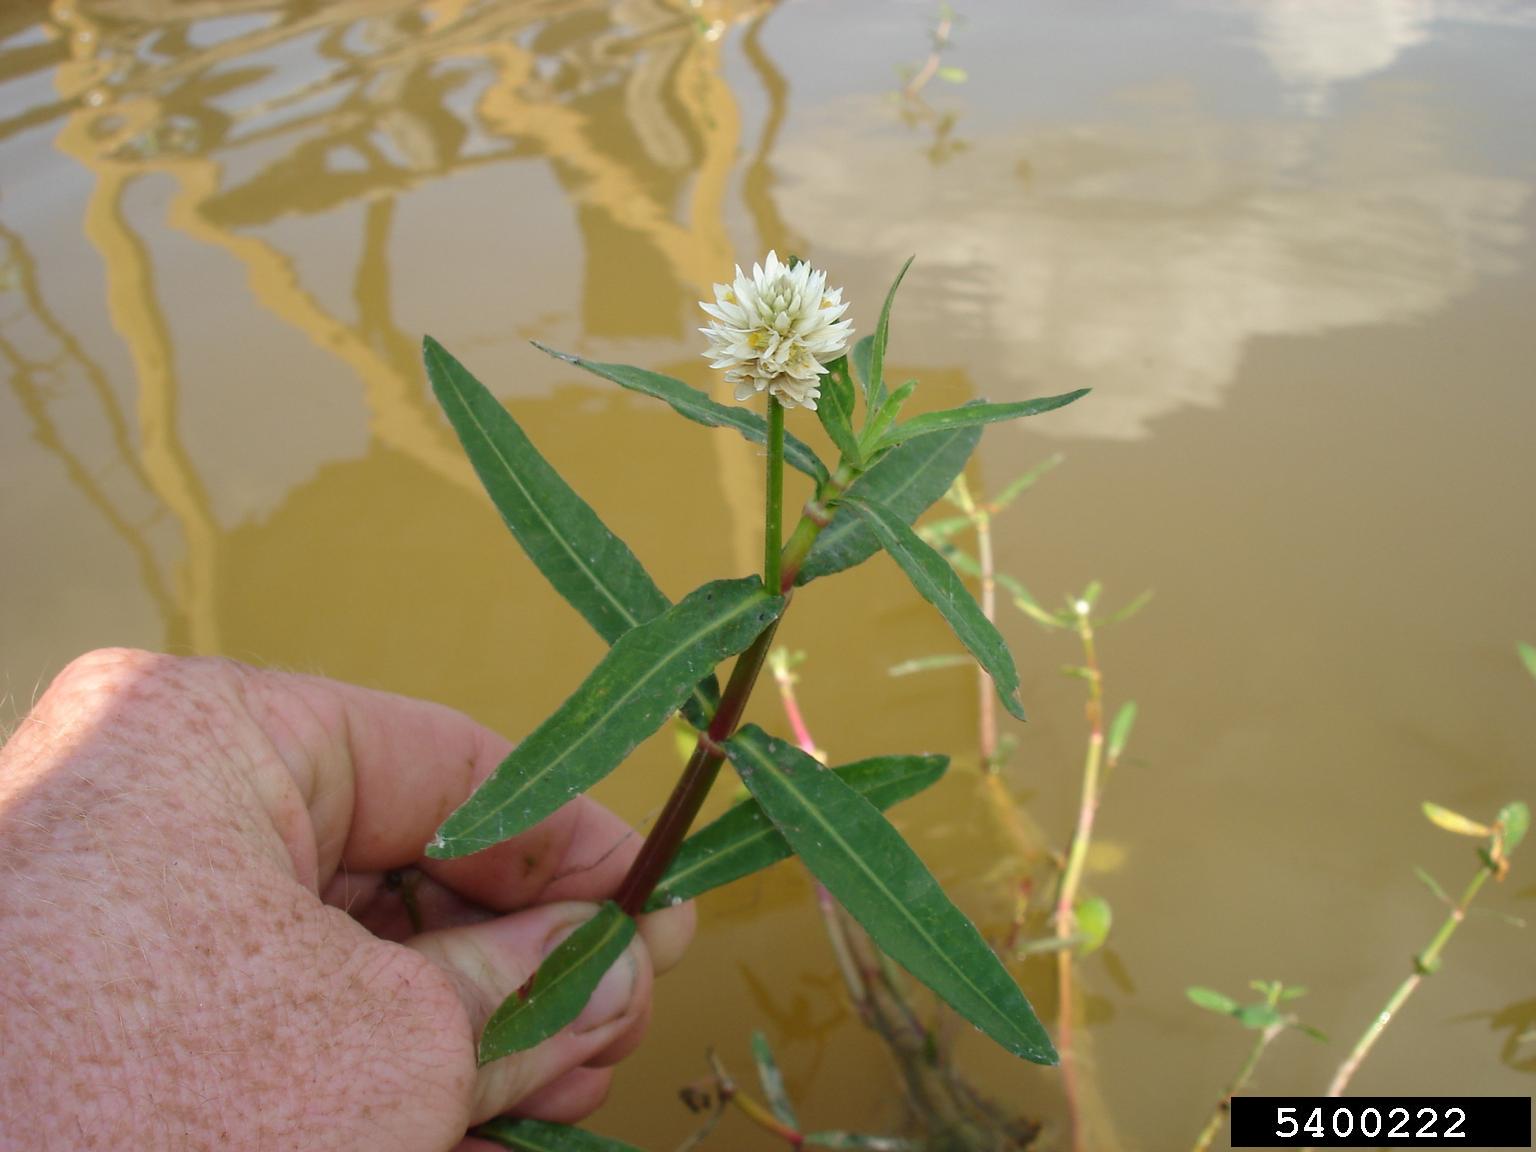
{"left": 614, "top": 467, "right": 853, "bottom": 917}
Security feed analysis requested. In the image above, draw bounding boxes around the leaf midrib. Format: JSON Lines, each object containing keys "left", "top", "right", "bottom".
{"left": 738, "top": 736, "right": 1031, "bottom": 1048}
{"left": 449, "top": 589, "right": 773, "bottom": 845}
{"left": 432, "top": 343, "right": 644, "bottom": 634}
{"left": 510, "top": 910, "right": 627, "bottom": 1018}
{"left": 432, "top": 344, "right": 711, "bottom": 718}
{"left": 658, "top": 763, "right": 940, "bottom": 897}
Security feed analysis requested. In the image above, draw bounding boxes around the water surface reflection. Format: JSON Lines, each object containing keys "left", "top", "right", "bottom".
{"left": 2, "top": 1, "right": 1533, "bottom": 1147}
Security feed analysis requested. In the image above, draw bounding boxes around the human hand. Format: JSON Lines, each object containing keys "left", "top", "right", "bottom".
{"left": 0, "top": 649, "right": 694, "bottom": 1151}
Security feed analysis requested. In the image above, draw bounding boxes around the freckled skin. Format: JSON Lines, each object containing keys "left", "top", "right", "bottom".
{"left": 0, "top": 649, "right": 694, "bottom": 1151}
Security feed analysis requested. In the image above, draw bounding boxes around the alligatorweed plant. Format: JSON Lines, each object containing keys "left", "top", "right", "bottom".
{"left": 418, "top": 254, "right": 1087, "bottom": 1147}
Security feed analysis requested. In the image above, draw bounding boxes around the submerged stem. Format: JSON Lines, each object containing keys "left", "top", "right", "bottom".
{"left": 1192, "top": 1020, "right": 1284, "bottom": 1152}
{"left": 1055, "top": 609, "right": 1104, "bottom": 1152}
{"left": 1326, "top": 863, "right": 1493, "bottom": 1095}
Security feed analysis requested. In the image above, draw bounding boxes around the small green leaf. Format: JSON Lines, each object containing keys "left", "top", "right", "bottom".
{"left": 1294, "top": 1023, "right": 1330, "bottom": 1043}
{"left": 430, "top": 579, "right": 784, "bottom": 858}
{"left": 915, "top": 514, "right": 974, "bottom": 544}
{"left": 889, "top": 653, "right": 974, "bottom": 677}
{"left": 877, "top": 391, "right": 1091, "bottom": 452}
{"left": 1186, "top": 986, "right": 1239, "bottom": 1016}
{"left": 1106, "top": 701, "right": 1138, "bottom": 764}
{"left": 647, "top": 753, "right": 948, "bottom": 909}
{"left": 817, "top": 355, "right": 862, "bottom": 465}
{"left": 534, "top": 344, "right": 828, "bottom": 482}
{"left": 862, "top": 380, "right": 917, "bottom": 453}
{"left": 478, "top": 904, "right": 635, "bottom": 1063}
{"left": 1074, "top": 896, "right": 1112, "bottom": 954}
{"left": 864, "top": 258, "right": 914, "bottom": 413}
{"left": 1235, "top": 1003, "right": 1283, "bottom": 1030}
{"left": 851, "top": 334, "right": 876, "bottom": 410}
{"left": 1423, "top": 802, "right": 1491, "bottom": 838}
{"left": 1519, "top": 642, "right": 1536, "bottom": 681}
{"left": 845, "top": 496, "right": 1027, "bottom": 721}
{"left": 1414, "top": 866, "right": 1452, "bottom": 904}
{"left": 797, "top": 422, "right": 981, "bottom": 585}
{"left": 937, "top": 65, "right": 968, "bottom": 83}
{"left": 989, "top": 454, "right": 1064, "bottom": 511}
{"left": 1278, "top": 985, "right": 1309, "bottom": 1001}
{"left": 477, "top": 1118, "right": 647, "bottom": 1151}
{"left": 751, "top": 1032, "right": 799, "bottom": 1129}
{"left": 726, "top": 727, "right": 1056, "bottom": 1065}
{"left": 1498, "top": 801, "right": 1530, "bottom": 853}
{"left": 1103, "top": 589, "right": 1155, "bottom": 626}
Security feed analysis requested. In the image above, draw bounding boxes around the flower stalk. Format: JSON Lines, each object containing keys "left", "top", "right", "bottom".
{"left": 765, "top": 397, "right": 784, "bottom": 591}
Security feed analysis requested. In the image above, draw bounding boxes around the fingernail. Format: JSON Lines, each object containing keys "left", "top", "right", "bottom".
{"left": 573, "top": 949, "right": 636, "bottom": 1033}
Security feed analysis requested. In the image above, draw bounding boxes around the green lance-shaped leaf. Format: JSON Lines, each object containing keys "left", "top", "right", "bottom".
{"left": 751, "top": 1031, "right": 799, "bottom": 1129}
{"left": 424, "top": 336, "right": 666, "bottom": 637}
{"left": 423, "top": 337, "right": 716, "bottom": 724}
{"left": 478, "top": 903, "right": 635, "bottom": 1064}
{"left": 797, "top": 421, "right": 981, "bottom": 585}
{"left": 725, "top": 726, "right": 1057, "bottom": 1065}
{"left": 430, "top": 579, "right": 785, "bottom": 858}
{"left": 844, "top": 495, "right": 1027, "bottom": 722}
{"left": 1498, "top": 801, "right": 1529, "bottom": 853}
{"left": 888, "top": 654, "right": 974, "bottom": 677}
{"left": 851, "top": 334, "right": 876, "bottom": 410}
{"left": 817, "top": 354, "right": 862, "bottom": 465}
{"left": 862, "top": 380, "right": 917, "bottom": 451}
{"left": 862, "top": 258, "right": 914, "bottom": 413}
{"left": 1519, "top": 642, "right": 1536, "bottom": 682}
{"left": 1106, "top": 701, "right": 1138, "bottom": 764}
{"left": 646, "top": 753, "right": 949, "bottom": 910}
{"left": 1422, "top": 801, "right": 1491, "bottom": 838}
{"left": 533, "top": 343, "right": 828, "bottom": 483}
{"left": 876, "top": 391, "right": 1091, "bottom": 452}
{"left": 476, "top": 1119, "right": 648, "bottom": 1152}
{"left": 1074, "top": 896, "right": 1112, "bottom": 954}
{"left": 1186, "top": 986, "right": 1240, "bottom": 1016}
{"left": 991, "top": 453, "right": 1065, "bottom": 512}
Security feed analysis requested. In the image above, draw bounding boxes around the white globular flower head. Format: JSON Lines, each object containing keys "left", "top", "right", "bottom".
{"left": 699, "top": 251, "right": 853, "bottom": 411}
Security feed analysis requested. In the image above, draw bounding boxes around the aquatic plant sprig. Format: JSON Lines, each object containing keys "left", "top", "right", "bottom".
{"left": 417, "top": 255, "right": 1089, "bottom": 1145}
{"left": 1186, "top": 981, "right": 1326, "bottom": 1152}
{"left": 1326, "top": 798, "right": 1528, "bottom": 1096}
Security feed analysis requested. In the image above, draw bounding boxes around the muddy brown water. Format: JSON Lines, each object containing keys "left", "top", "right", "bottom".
{"left": 2, "top": 2, "right": 1533, "bottom": 1148}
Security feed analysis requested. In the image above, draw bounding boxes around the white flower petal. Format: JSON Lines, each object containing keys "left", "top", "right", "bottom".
{"left": 698, "top": 252, "right": 853, "bottom": 411}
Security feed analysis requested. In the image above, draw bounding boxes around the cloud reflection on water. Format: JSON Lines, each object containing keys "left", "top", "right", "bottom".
{"left": 775, "top": 79, "right": 1526, "bottom": 439}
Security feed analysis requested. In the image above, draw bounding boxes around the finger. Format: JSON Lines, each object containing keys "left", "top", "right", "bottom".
{"left": 581, "top": 997, "right": 651, "bottom": 1068}
{"left": 636, "top": 900, "right": 696, "bottom": 976}
{"left": 237, "top": 668, "right": 645, "bottom": 904}
{"left": 507, "top": 1065, "right": 615, "bottom": 1124}
{"left": 409, "top": 902, "right": 653, "bottom": 1123}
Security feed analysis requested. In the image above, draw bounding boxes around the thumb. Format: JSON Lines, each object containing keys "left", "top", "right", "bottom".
{"left": 407, "top": 901, "right": 652, "bottom": 1124}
